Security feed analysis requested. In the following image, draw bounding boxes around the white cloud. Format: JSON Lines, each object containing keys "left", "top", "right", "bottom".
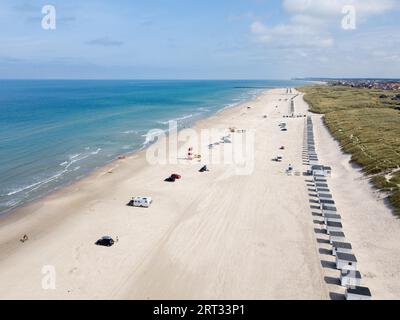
{"left": 250, "top": 20, "right": 333, "bottom": 49}
{"left": 282, "top": 0, "right": 397, "bottom": 19}
{"left": 250, "top": 0, "right": 399, "bottom": 51}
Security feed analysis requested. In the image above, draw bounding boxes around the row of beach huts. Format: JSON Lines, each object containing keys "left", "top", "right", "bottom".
{"left": 305, "top": 116, "right": 372, "bottom": 300}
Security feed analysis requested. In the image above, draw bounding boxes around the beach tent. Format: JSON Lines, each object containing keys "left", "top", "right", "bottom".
{"left": 199, "top": 165, "right": 209, "bottom": 172}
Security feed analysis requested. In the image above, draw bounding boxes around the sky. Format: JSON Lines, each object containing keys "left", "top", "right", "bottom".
{"left": 0, "top": 0, "right": 399, "bottom": 79}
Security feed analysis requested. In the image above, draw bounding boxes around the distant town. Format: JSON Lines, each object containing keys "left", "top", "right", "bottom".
{"left": 329, "top": 79, "right": 400, "bottom": 91}
{"left": 295, "top": 78, "right": 400, "bottom": 91}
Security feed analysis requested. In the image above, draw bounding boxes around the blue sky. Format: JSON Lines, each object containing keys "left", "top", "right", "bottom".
{"left": 0, "top": 0, "right": 399, "bottom": 79}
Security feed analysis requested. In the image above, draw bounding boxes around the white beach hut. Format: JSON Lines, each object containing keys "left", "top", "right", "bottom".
{"left": 326, "top": 221, "right": 342, "bottom": 234}
{"left": 329, "top": 231, "right": 345, "bottom": 244}
{"left": 311, "top": 165, "right": 332, "bottom": 177}
{"left": 319, "top": 199, "right": 335, "bottom": 210}
{"left": 345, "top": 286, "right": 372, "bottom": 300}
{"left": 341, "top": 270, "right": 362, "bottom": 288}
{"left": 332, "top": 241, "right": 352, "bottom": 256}
{"left": 336, "top": 252, "right": 357, "bottom": 271}
{"left": 324, "top": 213, "right": 341, "bottom": 223}
{"left": 318, "top": 193, "right": 333, "bottom": 200}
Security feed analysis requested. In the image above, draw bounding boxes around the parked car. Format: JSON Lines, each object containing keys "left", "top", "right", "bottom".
{"left": 171, "top": 174, "right": 181, "bottom": 180}
{"left": 95, "top": 236, "right": 114, "bottom": 247}
{"left": 130, "top": 196, "right": 152, "bottom": 208}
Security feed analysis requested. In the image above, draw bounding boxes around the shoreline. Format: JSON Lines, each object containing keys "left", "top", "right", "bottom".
{"left": 0, "top": 88, "right": 265, "bottom": 222}
{"left": 1, "top": 86, "right": 398, "bottom": 299}
{"left": 1, "top": 87, "right": 329, "bottom": 299}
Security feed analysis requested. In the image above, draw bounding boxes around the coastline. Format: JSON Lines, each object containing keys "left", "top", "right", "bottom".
{"left": 0, "top": 88, "right": 265, "bottom": 220}
{"left": 0, "top": 87, "right": 328, "bottom": 299}
{"left": 1, "top": 87, "right": 399, "bottom": 299}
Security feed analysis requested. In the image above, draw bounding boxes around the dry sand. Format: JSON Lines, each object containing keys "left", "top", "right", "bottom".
{"left": 0, "top": 88, "right": 398, "bottom": 300}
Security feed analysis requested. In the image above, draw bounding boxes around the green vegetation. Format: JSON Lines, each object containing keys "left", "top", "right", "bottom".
{"left": 299, "top": 85, "right": 400, "bottom": 215}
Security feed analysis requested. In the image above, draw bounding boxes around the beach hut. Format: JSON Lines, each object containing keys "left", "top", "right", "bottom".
{"left": 336, "top": 252, "right": 357, "bottom": 271}
{"left": 319, "top": 197, "right": 334, "bottom": 205}
{"left": 311, "top": 165, "right": 325, "bottom": 176}
{"left": 311, "top": 165, "right": 332, "bottom": 177}
{"left": 317, "top": 191, "right": 333, "bottom": 199}
{"left": 326, "top": 221, "right": 343, "bottom": 234}
{"left": 315, "top": 182, "right": 328, "bottom": 188}
{"left": 323, "top": 166, "right": 332, "bottom": 176}
{"left": 323, "top": 213, "right": 341, "bottom": 224}
{"left": 329, "top": 231, "right": 345, "bottom": 244}
{"left": 318, "top": 192, "right": 333, "bottom": 200}
{"left": 345, "top": 286, "right": 372, "bottom": 300}
{"left": 341, "top": 270, "right": 362, "bottom": 288}
{"left": 313, "top": 175, "right": 327, "bottom": 182}
{"left": 322, "top": 204, "right": 337, "bottom": 214}
{"left": 319, "top": 199, "right": 335, "bottom": 210}
{"left": 332, "top": 241, "right": 353, "bottom": 256}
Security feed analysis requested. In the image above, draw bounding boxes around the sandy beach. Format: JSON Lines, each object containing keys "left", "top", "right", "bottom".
{"left": 0, "top": 88, "right": 399, "bottom": 300}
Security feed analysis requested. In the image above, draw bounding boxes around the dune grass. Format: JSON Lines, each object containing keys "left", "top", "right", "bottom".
{"left": 299, "top": 85, "right": 400, "bottom": 215}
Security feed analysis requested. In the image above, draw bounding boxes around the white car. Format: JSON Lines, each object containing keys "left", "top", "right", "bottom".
{"left": 132, "top": 196, "right": 152, "bottom": 208}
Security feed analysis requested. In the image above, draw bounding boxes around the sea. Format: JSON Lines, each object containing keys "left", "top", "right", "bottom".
{"left": 0, "top": 79, "right": 308, "bottom": 215}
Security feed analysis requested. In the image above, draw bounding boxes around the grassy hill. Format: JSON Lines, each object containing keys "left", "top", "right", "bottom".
{"left": 299, "top": 85, "right": 400, "bottom": 215}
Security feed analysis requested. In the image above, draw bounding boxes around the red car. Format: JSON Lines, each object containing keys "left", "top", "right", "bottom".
{"left": 171, "top": 174, "right": 181, "bottom": 180}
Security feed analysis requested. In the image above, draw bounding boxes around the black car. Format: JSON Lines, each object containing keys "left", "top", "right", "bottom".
{"left": 95, "top": 236, "right": 115, "bottom": 247}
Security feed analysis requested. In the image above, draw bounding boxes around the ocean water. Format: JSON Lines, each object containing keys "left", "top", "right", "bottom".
{"left": 0, "top": 80, "right": 307, "bottom": 214}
